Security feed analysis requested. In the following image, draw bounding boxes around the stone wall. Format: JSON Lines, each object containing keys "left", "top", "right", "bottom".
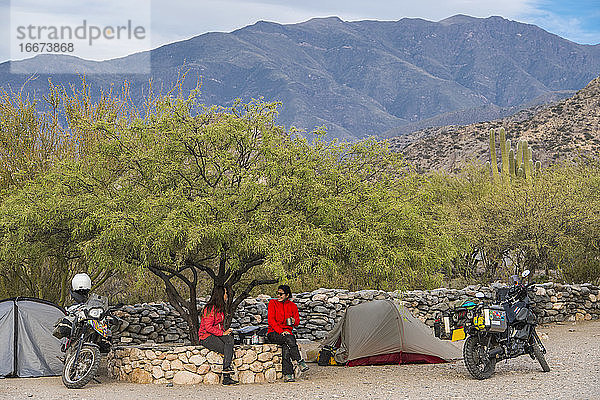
{"left": 111, "top": 282, "right": 599, "bottom": 345}
{"left": 107, "top": 344, "right": 283, "bottom": 385}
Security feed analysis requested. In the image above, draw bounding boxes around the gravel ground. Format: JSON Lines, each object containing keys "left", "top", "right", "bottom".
{"left": 2, "top": 320, "right": 599, "bottom": 400}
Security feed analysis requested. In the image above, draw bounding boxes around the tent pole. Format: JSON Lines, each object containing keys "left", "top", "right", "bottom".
{"left": 13, "top": 298, "right": 19, "bottom": 377}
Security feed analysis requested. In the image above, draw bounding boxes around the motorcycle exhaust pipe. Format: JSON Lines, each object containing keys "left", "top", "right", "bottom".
{"left": 488, "top": 347, "right": 504, "bottom": 358}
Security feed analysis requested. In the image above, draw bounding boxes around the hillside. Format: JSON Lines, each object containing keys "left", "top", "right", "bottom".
{"left": 389, "top": 75, "right": 600, "bottom": 171}
{"left": 1, "top": 15, "right": 599, "bottom": 140}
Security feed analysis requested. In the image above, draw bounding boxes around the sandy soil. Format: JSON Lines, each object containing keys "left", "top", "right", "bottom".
{"left": 2, "top": 320, "right": 599, "bottom": 400}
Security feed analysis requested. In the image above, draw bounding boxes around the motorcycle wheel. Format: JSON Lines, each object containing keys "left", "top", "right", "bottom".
{"left": 531, "top": 337, "right": 550, "bottom": 372}
{"left": 464, "top": 334, "right": 497, "bottom": 380}
{"left": 62, "top": 344, "right": 101, "bottom": 389}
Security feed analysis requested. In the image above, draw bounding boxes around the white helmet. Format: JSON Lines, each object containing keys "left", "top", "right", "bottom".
{"left": 71, "top": 273, "right": 92, "bottom": 291}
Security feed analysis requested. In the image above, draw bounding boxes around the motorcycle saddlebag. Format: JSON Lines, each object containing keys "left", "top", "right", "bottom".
{"left": 483, "top": 306, "right": 507, "bottom": 333}
{"left": 318, "top": 345, "right": 337, "bottom": 366}
{"left": 52, "top": 317, "right": 73, "bottom": 339}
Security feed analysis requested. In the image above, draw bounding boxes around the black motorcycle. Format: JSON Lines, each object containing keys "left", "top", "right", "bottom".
{"left": 434, "top": 270, "right": 550, "bottom": 379}
{"left": 53, "top": 294, "right": 119, "bottom": 388}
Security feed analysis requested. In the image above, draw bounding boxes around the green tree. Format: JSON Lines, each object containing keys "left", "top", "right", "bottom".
{"left": 0, "top": 80, "right": 126, "bottom": 302}
{"left": 52, "top": 92, "right": 443, "bottom": 343}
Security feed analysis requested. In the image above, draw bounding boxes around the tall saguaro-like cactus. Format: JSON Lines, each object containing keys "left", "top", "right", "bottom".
{"left": 489, "top": 129, "right": 499, "bottom": 181}
{"left": 488, "top": 128, "right": 541, "bottom": 181}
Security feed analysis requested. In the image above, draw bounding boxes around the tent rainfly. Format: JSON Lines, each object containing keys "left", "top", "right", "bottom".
{"left": 320, "top": 299, "right": 462, "bottom": 366}
{"left": 0, "top": 297, "right": 65, "bottom": 377}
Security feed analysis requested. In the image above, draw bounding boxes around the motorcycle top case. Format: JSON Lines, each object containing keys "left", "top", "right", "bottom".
{"left": 483, "top": 306, "right": 507, "bottom": 332}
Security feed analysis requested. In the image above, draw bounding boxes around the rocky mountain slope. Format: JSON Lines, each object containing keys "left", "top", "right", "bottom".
{"left": 389, "top": 75, "right": 600, "bottom": 171}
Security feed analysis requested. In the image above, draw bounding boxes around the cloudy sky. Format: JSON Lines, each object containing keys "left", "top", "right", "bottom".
{"left": 1, "top": 0, "right": 599, "bottom": 62}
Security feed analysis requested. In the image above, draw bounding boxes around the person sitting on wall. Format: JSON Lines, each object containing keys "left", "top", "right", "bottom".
{"left": 198, "top": 286, "right": 238, "bottom": 385}
{"left": 267, "top": 285, "right": 309, "bottom": 382}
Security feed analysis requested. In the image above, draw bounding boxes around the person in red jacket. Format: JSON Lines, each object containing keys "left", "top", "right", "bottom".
{"left": 267, "top": 285, "right": 309, "bottom": 382}
{"left": 198, "top": 286, "right": 238, "bottom": 385}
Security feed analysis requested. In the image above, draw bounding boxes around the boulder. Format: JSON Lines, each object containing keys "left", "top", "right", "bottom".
{"left": 170, "top": 359, "right": 184, "bottom": 370}
{"left": 239, "top": 370, "right": 255, "bottom": 384}
{"left": 242, "top": 349, "right": 257, "bottom": 364}
{"left": 152, "top": 366, "right": 164, "bottom": 379}
{"left": 129, "top": 368, "right": 153, "bottom": 384}
{"left": 173, "top": 370, "right": 203, "bottom": 385}
{"left": 264, "top": 368, "right": 277, "bottom": 383}
{"left": 189, "top": 355, "right": 206, "bottom": 366}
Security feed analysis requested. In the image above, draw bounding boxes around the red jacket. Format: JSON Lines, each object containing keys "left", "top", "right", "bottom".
{"left": 267, "top": 299, "right": 300, "bottom": 334}
{"left": 198, "top": 307, "right": 225, "bottom": 341}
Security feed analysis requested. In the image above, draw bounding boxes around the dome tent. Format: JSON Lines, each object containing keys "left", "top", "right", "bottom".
{"left": 320, "top": 299, "right": 461, "bottom": 366}
{"left": 0, "top": 297, "right": 65, "bottom": 377}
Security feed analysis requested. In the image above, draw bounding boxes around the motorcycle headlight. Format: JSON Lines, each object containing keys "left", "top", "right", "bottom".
{"left": 88, "top": 308, "right": 103, "bottom": 319}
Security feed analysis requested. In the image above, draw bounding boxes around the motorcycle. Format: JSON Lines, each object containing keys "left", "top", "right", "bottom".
{"left": 53, "top": 294, "right": 120, "bottom": 388}
{"left": 434, "top": 270, "right": 550, "bottom": 379}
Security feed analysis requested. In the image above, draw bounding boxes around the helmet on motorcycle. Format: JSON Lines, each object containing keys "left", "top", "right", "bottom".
{"left": 71, "top": 273, "right": 92, "bottom": 291}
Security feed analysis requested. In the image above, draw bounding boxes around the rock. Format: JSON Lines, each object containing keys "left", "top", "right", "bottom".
{"left": 312, "top": 294, "right": 327, "bottom": 302}
{"left": 206, "top": 352, "right": 223, "bottom": 364}
{"left": 265, "top": 368, "right": 277, "bottom": 382}
{"left": 203, "top": 372, "right": 220, "bottom": 385}
{"left": 328, "top": 296, "right": 340, "bottom": 304}
{"left": 165, "top": 334, "right": 180, "bottom": 341}
{"left": 170, "top": 359, "right": 184, "bottom": 370}
{"left": 257, "top": 352, "right": 273, "bottom": 362}
{"left": 254, "top": 372, "right": 266, "bottom": 383}
{"left": 129, "top": 368, "right": 153, "bottom": 384}
{"left": 196, "top": 364, "right": 210, "bottom": 374}
{"left": 590, "top": 294, "right": 597, "bottom": 302}
{"left": 178, "top": 353, "right": 188, "bottom": 364}
{"left": 173, "top": 370, "right": 203, "bottom": 385}
{"left": 161, "top": 360, "right": 170, "bottom": 371}
{"left": 242, "top": 349, "right": 258, "bottom": 364}
{"left": 535, "top": 287, "right": 547, "bottom": 296}
{"left": 239, "top": 370, "right": 255, "bottom": 384}
{"left": 129, "top": 348, "right": 144, "bottom": 361}
{"left": 189, "top": 355, "right": 206, "bottom": 366}
{"left": 166, "top": 354, "right": 178, "bottom": 361}
{"left": 140, "top": 326, "right": 155, "bottom": 335}
{"left": 249, "top": 361, "right": 264, "bottom": 372}
{"left": 152, "top": 366, "right": 164, "bottom": 379}
{"left": 184, "top": 364, "right": 196, "bottom": 372}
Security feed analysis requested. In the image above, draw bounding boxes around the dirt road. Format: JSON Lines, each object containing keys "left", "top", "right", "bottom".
{"left": 2, "top": 320, "right": 599, "bottom": 400}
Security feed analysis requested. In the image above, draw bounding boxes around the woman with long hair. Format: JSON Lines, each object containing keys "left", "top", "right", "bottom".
{"left": 198, "top": 286, "right": 238, "bottom": 385}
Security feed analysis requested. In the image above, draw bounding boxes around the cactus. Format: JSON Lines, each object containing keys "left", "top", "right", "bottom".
{"left": 508, "top": 148, "right": 515, "bottom": 177}
{"left": 489, "top": 129, "right": 499, "bottom": 181}
{"left": 487, "top": 128, "right": 541, "bottom": 181}
{"left": 499, "top": 128, "right": 509, "bottom": 177}
{"left": 516, "top": 141, "right": 523, "bottom": 167}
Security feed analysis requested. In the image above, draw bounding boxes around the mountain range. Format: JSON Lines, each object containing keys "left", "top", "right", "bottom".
{"left": 1, "top": 15, "right": 599, "bottom": 140}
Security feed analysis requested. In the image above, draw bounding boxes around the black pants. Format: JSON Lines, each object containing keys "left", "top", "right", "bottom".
{"left": 267, "top": 332, "right": 301, "bottom": 376}
{"left": 200, "top": 334, "right": 234, "bottom": 370}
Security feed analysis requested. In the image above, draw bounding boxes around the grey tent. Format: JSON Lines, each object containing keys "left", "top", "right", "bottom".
{"left": 0, "top": 297, "right": 65, "bottom": 377}
{"left": 321, "top": 300, "right": 461, "bottom": 366}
